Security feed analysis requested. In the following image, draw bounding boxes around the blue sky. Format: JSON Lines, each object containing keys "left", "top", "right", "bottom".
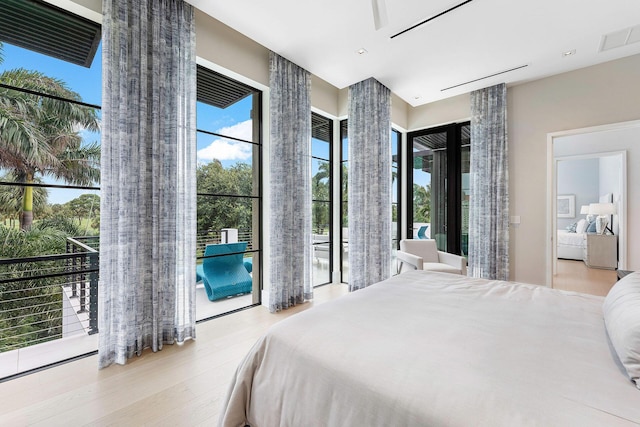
{"left": 1, "top": 41, "right": 260, "bottom": 204}
{"left": 1, "top": 40, "right": 398, "bottom": 205}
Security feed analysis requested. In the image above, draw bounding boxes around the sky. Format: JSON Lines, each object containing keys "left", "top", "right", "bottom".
{"left": 1, "top": 40, "right": 401, "bottom": 205}
{"left": 0, "top": 41, "right": 259, "bottom": 204}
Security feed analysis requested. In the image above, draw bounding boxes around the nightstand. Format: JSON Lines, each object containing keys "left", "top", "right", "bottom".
{"left": 583, "top": 234, "right": 617, "bottom": 269}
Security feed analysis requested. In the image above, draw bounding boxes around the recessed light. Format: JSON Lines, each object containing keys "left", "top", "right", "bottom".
{"left": 356, "top": 48, "right": 368, "bottom": 55}
{"left": 562, "top": 49, "right": 576, "bottom": 57}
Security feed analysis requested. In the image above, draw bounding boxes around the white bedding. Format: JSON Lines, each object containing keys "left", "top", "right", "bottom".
{"left": 557, "top": 230, "right": 586, "bottom": 260}
{"left": 219, "top": 271, "right": 640, "bottom": 426}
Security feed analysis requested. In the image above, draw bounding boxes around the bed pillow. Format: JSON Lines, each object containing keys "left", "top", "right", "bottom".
{"left": 603, "top": 272, "right": 640, "bottom": 389}
{"left": 586, "top": 220, "right": 597, "bottom": 233}
{"left": 575, "top": 219, "right": 588, "bottom": 234}
{"left": 565, "top": 222, "right": 577, "bottom": 233}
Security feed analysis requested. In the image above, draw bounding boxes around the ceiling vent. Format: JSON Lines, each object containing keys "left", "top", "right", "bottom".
{"left": 599, "top": 25, "right": 640, "bottom": 52}
{"left": 441, "top": 64, "right": 528, "bottom": 91}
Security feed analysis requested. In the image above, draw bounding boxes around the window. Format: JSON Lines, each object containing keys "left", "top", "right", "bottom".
{"left": 195, "top": 66, "right": 262, "bottom": 320}
{"left": 407, "top": 122, "right": 470, "bottom": 255}
{"left": 0, "top": 2, "right": 102, "bottom": 354}
{"left": 340, "top": 121, "right": 401, "bottom": 281}
{"left": 339, "top": 120, "right": 349, "bottom": 283}
{"left": 311, "top": 112, "right": 332, "bottom": 286}
{"left": 391, "top": 129, "right": 401, "bottom": 273}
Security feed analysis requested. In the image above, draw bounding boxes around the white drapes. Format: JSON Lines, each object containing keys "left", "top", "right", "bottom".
{"left": 347, "top": 78, "right": 392, "bottom": 291}
{"left": 98, "top": 0, "right": 196, "bottom": 368}
{"left": 268, "top": 52, "right": 313, "bottom": 312}
{"left": 468, "top": 83, "right": 509, "bottom": 281}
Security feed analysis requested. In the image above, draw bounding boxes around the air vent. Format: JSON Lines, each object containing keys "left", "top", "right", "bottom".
{"left": 599, "top": 24, "right": 640, "bottom": 52}
{"left": 391, "top": 0, "right": 475, "bottom": 40}
{"left": 441, "top": 64, "right": 528, "bottom": 91}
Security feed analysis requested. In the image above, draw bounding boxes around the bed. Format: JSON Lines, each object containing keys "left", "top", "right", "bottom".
{"left": 218, "top": 271, "right": 640, "bottom": 426}
{"left": 557, "top": 229, "right": 586, "bottom": 260}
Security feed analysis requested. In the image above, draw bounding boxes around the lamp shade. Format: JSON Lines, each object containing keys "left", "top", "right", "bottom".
{"left": 588, "top": 203, "right": 617, "bottom": 216}
{"left": 580, "top": 205, "right": 590, "bottom": 214}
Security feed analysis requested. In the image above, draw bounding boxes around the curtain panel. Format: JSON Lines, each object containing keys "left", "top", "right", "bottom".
{"left": 99, "top": 0, "right": 197, "bottom": 368}
{"left": 269, "top": 52, "right": 313, "bottom": 312}
{"left": 468, "top": 83, "right": 509, "bottom": 281}
{"left": 348, "top": 78, "right": 392, "bottom": 292}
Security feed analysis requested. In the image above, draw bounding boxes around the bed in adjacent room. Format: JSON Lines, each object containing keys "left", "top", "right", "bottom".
{"left": 557, "top": 218, "right": 591, "bottom": 260}
{"left": 218, "top": 270, "right": 640, "bottom": 426}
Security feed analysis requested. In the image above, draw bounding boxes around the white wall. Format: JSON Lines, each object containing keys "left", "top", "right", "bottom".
{"left": 556, "top": 158, "right": 599, "bottom": 230}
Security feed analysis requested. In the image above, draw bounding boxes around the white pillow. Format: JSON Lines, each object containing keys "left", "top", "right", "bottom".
{"left": 603, "top": 272, "right": 640, "bottom": 389}
{"left": 575, "top": 219, "right": 588, "bottom": 234}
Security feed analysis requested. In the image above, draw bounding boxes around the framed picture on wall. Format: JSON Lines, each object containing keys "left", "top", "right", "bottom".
{"left": 557, "top": 194, "right": 576, "bottom": 218}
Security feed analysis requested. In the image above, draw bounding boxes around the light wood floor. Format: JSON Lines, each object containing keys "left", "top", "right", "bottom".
{"left": 0, "top": 266, "right": 617, "bottom": 426}
{"left": 0, "top": 283, "right": 349, "bottom": 427}
{"left": 552, "top": 259, "right": 617, "bottom": 296}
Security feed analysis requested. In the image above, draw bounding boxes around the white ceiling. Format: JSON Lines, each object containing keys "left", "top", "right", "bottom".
{"left": 186, "top": 0, "right": 640, "bottom": 107}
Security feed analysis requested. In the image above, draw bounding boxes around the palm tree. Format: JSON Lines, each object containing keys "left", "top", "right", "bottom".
{"left": 0, "top": 66, "right": 100, "bottom": 230}
{"left": 0, "top": 172, "right": 49, "bottom": 225}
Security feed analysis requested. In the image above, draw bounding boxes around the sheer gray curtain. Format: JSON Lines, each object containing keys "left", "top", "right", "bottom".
{"left": 99, "top": 0, "right": 196, "bottom": 368}
{"left": 468, "top": 83, "right": 509, "bottom": 280}
{"left": 269, "top": 52, "right": 312, "bottom": 312}
{"left": 348, "top": 78, "right": 392, "bottom": 291}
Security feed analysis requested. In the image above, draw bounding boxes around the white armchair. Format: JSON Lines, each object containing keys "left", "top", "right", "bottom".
{"left": 397, "top": 239, "right": 467, "bottom": 275}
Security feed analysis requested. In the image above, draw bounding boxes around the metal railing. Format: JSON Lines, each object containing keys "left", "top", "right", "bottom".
{"left": 0, "top": 237, "right": 99, "bottom": 353}
{"left": 0, "top": 229, "right": 252, "bottom": 353}
{"left": 65, "top": 236, "right": 99, "bottom": 335}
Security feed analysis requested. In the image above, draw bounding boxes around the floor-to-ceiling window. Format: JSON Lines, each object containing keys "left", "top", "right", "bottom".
{"left": 391, "top": 129, "right": 401, "bottom": 274}
{"left": 407, "top": 122, "right": 469, "bottom": 255}
{"left": 0, "top": 2, "right": 102, "bottom": 366}
{"left": 340, "top": 121, "right": 402, "bottom": 282}
{"left": 195, "top": 66, "right": 262, "bottom": 320}
{"left": 340, "top": 120, "right": 349, "bottom": 283}
{"left": 311, "top": 112, "right": 332, "bottom": 286}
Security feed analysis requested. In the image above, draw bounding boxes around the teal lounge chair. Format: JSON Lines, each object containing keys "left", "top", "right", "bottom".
{"left": 196, "top": 242, "right": 252, "bottom": 301}
{"left": 417, "top": 225, "right": 429, "bottom": 239}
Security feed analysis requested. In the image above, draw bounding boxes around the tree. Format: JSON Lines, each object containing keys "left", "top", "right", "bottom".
{"left": 0, "top": 67, "right": 100, "bottom": 230}
{"left": 196, "top": 160, "right": 253, "bottom": 236}
{"left": 0, "top": 222, "right": 83, "bottom": 352}
{"left": 312, "top": 161, "right": 330, "bottom": 233}
{"left": 65, "top": 194, "right": 100, "bottom": 225}
{"left": 0, "top": 172, "right": 49, "bottom": 226}
{"left": 413, "top": 183, "right": 431, "bottom": 223}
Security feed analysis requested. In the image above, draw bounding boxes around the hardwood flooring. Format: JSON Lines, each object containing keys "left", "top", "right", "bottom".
{"left": 0, "top": 265, "right": 618, "bottom": 426}
{"left": 552, "top": 259, "right": 617, "bottom": 296}
{"left": 0, "top": 283, "right": 349, "bottom": 427}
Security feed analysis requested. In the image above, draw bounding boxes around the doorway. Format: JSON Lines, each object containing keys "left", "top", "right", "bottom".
{"left": 546, "top": 120, "right": 639, "bottom": 290}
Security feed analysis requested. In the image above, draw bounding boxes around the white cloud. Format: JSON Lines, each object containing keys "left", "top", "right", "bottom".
{"left": 197, "top": 120, "right": 253, "bottom": 162}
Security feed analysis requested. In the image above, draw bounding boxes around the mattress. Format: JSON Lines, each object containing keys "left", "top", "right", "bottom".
{"left": 218, "top": 271, "right": 640, "bottom": 426}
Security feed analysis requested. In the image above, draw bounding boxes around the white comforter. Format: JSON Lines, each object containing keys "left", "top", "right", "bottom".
{"left": 219, "top": 271, "right": 640, "bottom": 426}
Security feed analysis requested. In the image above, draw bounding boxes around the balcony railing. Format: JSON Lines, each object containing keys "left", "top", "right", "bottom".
{"left": 0, "top": 229, "right": 256, "bottom": 354}
{"left": 0, "top": 237, "right": 99, "bottom": 353}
